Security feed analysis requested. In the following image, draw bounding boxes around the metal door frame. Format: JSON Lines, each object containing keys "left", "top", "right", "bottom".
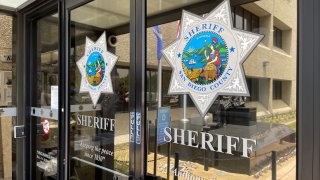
{"left": 16, "top": 0, "right": 58, "bottom": 179}
{"left": 297, "top": 0, "right": 320, "bottom": 179}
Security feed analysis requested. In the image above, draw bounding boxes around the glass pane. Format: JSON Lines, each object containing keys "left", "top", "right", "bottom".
{"left": 252, "top": 15, "right": 259, "bottom": 34}
{"left": 69, "top": 0, "right": 130, "bottom": 179}
{"left": 33, "top": 13, "right": 59, "bottom": 179}
{"left": 244, "top": 10, "right": 252, "bottom": 31}
{"left": 235, "top": 6, "right": 243, "bottom": 29}
{"left": 273, "top": 27, "right": 283, "bottom": 48}
{"left": 273, "top": 80, "right": 282, "bottom": 100}
{"left": 147, "top": 0, "right": 297, "bottom": 179}
{"left": 246, "top": 78, "right": 259, "bottom": 101}
{"left": 147, "top": 0, "right": 205, "bottom": 16}
{"left": 71, "top": 0, "right": 129, "bottom": 29}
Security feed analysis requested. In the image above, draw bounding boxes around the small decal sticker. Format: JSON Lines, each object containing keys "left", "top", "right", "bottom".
{"left": 42, "top": 119, "right": 50, "bottom": 135}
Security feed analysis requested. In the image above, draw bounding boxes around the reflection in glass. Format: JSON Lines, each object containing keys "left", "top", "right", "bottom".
{"left": 69, "top": 0, "right": 130, "bottom": 179}
{"left": 147, "top": 0, "right": 205, "bottom": 16}
{"left": 34, "top": 13, "right": 59, "bottom": 179}
{"left": 146, "top": 0, "right": 297, "bottom": 179}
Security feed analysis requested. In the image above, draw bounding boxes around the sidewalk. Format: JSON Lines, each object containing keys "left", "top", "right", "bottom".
{"left": 261, "top": 156, "right": 296, "bottom": 180}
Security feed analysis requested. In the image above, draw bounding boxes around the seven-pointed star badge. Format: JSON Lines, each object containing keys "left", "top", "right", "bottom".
{"left": 162, "top": 0, "right": 263, "bottom": 117}
{"left": 77, "top": 32, "right": 118, "bottom": 107}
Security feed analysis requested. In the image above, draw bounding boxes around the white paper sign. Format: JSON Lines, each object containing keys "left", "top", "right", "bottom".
{"left": 51, "top": 86, "right": 58, "bottom": 110}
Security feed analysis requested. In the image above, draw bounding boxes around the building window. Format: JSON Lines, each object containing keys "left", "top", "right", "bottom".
{"left": 232, "top": 6, "right": 260, "bottom": 33}
{"left": 235, "top": 6, "right": 243, "bottom": 29}
{"left": 246, "top": 78, "right": 259, "bottom": 101}
{"left": 252, "top": 15, "right": 260, "bottom": 33}
{"left": 273, "top": 26, "right": 283, "bottom": 48}
{"left": 243, "top": 10, "right": 251, "bottom": 31}
{"left": 273, "top": 80, "right": 282, "bottom": 99}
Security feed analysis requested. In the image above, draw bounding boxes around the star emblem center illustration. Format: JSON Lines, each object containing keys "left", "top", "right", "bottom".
{"left": 162, "top": 0, "right": 263, "bottom": 116}
{"left": 76, "top": 32, "right": 119, "bottom": 107}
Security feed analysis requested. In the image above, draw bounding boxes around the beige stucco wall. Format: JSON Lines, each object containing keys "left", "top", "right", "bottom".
{"left": 0, "top": 14, "right": 13, "bottom": 71}
{"left": 0, "top": 117, "right": 12, "bottom": 179}
{"left": 244, "top": 0, "right": 297, "bottom": 112}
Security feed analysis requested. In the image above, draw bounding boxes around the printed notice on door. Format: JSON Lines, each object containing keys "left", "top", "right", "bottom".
{"left": 51, "top": 86, "right": 58, "bottom": 110}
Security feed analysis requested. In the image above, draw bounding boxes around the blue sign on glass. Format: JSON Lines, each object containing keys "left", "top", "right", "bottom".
{"left": 157, "top": 107, "right": 171, "bottom": 145}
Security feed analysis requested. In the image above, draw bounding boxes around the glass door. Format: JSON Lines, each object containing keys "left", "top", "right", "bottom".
{"left": 29, "top": 12, "right": 60, "bottom": 180}
{"left": 145, "top": 0, "right": 297, "bottom": 179}
{"left": 68, "top": 0, "right": 131, "bottom": 179}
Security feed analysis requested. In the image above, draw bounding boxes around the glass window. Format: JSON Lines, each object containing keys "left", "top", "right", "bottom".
{"left": 274, "top": 26, "right": 283, "bottom": 48}
{"left": 235, "top": 7, "right": 244, "bottom": 29}
{"left": 32, "top": 13, "right": 59, "bottom": 179}
{"left": 246, "top": 78, "right": 259, "bottom": 101}
{"left": 69, "top": 0, "right": 131, "bottom": 179}
{"left": 146, "top": 0, "right": 297, "bottom": 179}
{"left": 244, "top": 10, "right": 252, "bottom": 31}
{"left": 273, "top": 80, "right": 282, "bottom": 100}
{"left": 232, "top": 6, "right": 260, "bottom": 34}
{"left": 231, "top": 7, "right": 235, "bottom": 26}
{"left": 252, "top": 14, "right": 260, "bottom": 33}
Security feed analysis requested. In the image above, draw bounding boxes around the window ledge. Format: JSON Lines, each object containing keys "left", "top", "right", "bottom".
{"left": 272, "top": 47, "right": 292, "bottom": 57}
{"left": 258, "top": 44, "right": 270, "bottom": 50}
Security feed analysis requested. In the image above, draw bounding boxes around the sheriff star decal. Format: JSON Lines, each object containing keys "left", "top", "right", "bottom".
{"left": 162, "top": 0, "right": 263, "bottom": 116}
{"left": 77, "top": 32, "right": 118, "bottom": 107}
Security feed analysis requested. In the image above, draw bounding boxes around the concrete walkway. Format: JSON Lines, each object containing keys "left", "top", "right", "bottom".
{"left": 261, "top": 156, "right": 296, "bottom": 180}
